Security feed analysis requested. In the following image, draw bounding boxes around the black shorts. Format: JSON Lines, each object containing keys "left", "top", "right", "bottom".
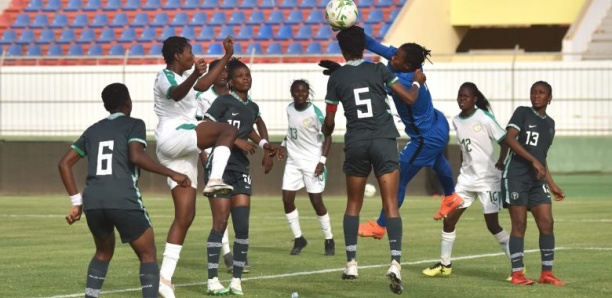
{"left": 213, "top": 170, "right": 252, "bottom": 198}
{"left": 502, "top": 177, "right": 552, "bottom": 208}
{"left": 343, "top": 138, "right": 399, "bottom": 178}
{"left": 84, "top": 209, "right": 152, "bottom": 243}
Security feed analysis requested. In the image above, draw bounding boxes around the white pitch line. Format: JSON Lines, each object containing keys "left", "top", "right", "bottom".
{"left": 34, "top": 246, "right": 611, "bottom": 298}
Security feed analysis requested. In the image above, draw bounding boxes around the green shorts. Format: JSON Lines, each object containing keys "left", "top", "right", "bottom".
{"left": 343, "top": 138, "right": 399, "bottom": 178}
{"left": 502, "top": 177, "right": 552, "bottom": 208}
{"left": 85, "top": 209, "right": 152, "bottom": 243}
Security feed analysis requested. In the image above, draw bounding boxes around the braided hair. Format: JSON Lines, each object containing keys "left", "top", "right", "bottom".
{"left": 161, "top": 36, "right": 190, "bottom": 64}
{"left": 226, "top": 57, "right": 248, "bottom": 80}
{"left": 460, "top": 82, "right": 491, "bottom": 112}
{"left": 398, "top": 43, "right": 431, "bottom": 69}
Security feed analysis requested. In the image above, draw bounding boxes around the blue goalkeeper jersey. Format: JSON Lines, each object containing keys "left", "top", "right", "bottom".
{"left": 365, "top": 34, "right": 438, "bottom": 138}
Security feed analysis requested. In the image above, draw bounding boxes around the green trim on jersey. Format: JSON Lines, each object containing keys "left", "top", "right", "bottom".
{"left": 385, "top": 77, "right": 399, "bottom": 87}
{"left": 162, "top": 69, "right": 179, "bottom": 99}
{"left": 530, "top": 107, "right": 548, "bottom": 119}
{"left": 176, "top": 123, "right": 197, "bottom": 130}
{"left": 458, "top": 108, "right": 479, "bottom": 120}
{"left": 108, "top": 112, "right": 125, "bottom": 120}
{"left": 195, "top": 91, "right": 204, "bottom": 98}
{"left": 230, "top": 91, "right": 261, "bottom": 117}
{"left": 205, "top": 113, "right": 218, "bottom": 122}
{"left": 482, "top": 110, "right": 507, "bottom": 144}
{"left": 325, "top": 99, "right": 339, "bottom": 105}
{"left": 313, "top": 104, "right": 324, "bottom": 125}
{"left": 128, "top": 138, "right": 147, "bottom": 147}
{"left": 71, "top": 144, "right": 85, "bottom": 157}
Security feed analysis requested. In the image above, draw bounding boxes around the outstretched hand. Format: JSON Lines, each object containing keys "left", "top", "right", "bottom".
{"left": 319, "top": 60, "right": 341, "bottom": 76}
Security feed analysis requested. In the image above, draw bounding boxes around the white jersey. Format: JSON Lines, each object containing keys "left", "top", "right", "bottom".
{"left": 195, "top": 87, "right": 221, "bottom": 120}
{"left": 285, "top": 102, "right": 325, "bottom": 164}
{"left": 153, "top": 69, "right": 198, "bottom": 138}
{"left": 452, "top": 108, "right": 506, "bottom": 191}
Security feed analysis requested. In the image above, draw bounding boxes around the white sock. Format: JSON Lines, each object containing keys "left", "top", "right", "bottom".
{"left": 160, "top": 242, "right": 183, "bottom": 281}
{"left": 221, "top": 228, "right": 231, "bottom": 256}
{"left": 317, "top": 212, "right": 333, "bottom": 239}
{"left": 209, "top": 146, "right": 231, "bottom": 180}
{"left": 285, "top": 209, "right": 302, "bottom": 238}
{"left": 440, "top": 230, "right": 456, "bottom": 266}
{"left": 494, "top": 229, "right": 511, "bottom": 259}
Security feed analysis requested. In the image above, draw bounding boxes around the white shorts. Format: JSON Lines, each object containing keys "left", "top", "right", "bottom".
{"left": 456, "top": 188, "right": 502, "bottom": 214}
{"left": 282, "top": 161, "right": 325, "bottom": 193}
{"left": 155, "top": 124, "right": 199, "bottom": 189}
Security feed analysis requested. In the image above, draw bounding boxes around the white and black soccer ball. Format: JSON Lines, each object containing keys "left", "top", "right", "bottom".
{"left": 325, "top": 0, "right": 359, "bottom": 30}
{"left": 364, "top": 183, "right": 376, "bottom": 197}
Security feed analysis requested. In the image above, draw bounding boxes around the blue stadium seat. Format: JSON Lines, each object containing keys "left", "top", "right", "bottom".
{"left": 220, "top": 0, "right": 238, "bottom": 9}
{"left": 182, "top": 0, "right": 199, "bottom": 9}
{"left": 151, "top": 13, "right": 169, "bottom": 27}
{"left": 356, "top": 0, "right": 373, "bottom": 8}
{"left": 280, "top": 0, "right": 297, "bottom": 9}
{"left": 83, "top": 0, "right": 101, "bottom": 11}
{"left": 267, "top": 10, "right": 284, "bottom": 25}
{"left": 149, "top": 44, "right": 162, "bottom": 55}
{"left": 245, "top": 42, "right": 262, "bottom": 54}
{"left": 191, "top": 43, "right": 203, "bottom": 55}
{"left": 43, "top": 0, "right": 61, "bottom": 12}
{"left": 110, "top": 13, "right": 128, "bottom": 27}
{"left": 90, "top": 14, "right": 109, "bottom": 28}
{"left": 299, "top": 0, "right": 316, "bottom": 8}
{"left": 314, "top": 25, "right": 333, "bottom": 40}
{"left": 236, "top": 26, "right": 254, "bottom": 41}
{"left": 171, "top": 12, "right": 189, "bottom": 27}
{"left": 70, "top": 14, "right": 89, "bottom": 28}
{"left": 254, "top": 24, "right": 273, "bottom": 40}
{"left": 143, "top": 0, "right": 161, "bottom": 10}
{"left": 0, "top": 30, "right": 17, "bottom": 45}
{"left": 138, "top": 27, "right": 157, "bottom": 42}
{"left": 118, "top": 28, "right": 137, "bottom": 43}
{"left": 132, "top": 13, "right": 150, "bottom": 27}
{"left": 103, "top": 0, "right": 121, "bottom": 10}
{"left": 275, "top": 25, "right": 294, "bottom": 40}
{"left": 189, "top": 12, "right": 207, "bottom": 27}
{"left": 294, "top": 26, "right": 312, "bottom": 40}
{"left": 97, "top": 28, "right": 115, "bottom": 43}
{"left": 326, "top": 42, "right": 341, "bottom": 54}
{"left": 240, "top": 0, "right": 257, "bottom": 9}
{"left": 377, "top": 23, "right": 390, "bottom": 39}
{"left": 375, "top": 0, "right": 393, "bottom": 7}
{"left": 36, "top": 29, "right": 55, "bottom": 44}
{"left": 159, "top": 27, "right": 176, "bottom": 41}
{"left": 363, "top": 24, "right": 374, "bottom": 36}
{"left": 26, "top": 44, "right": 42, "bottom": 56}
{"left": 286, "top": 42, "right": 302, "bottom": 54}
{"left": 216, "top": 26, "right": 235, "bottom": 40}
{"left": 285, "top": 10, "right": 304, "bottom": 24}
{"left": 24, "top": 0, "right": 43, "bottom": 12}
{"left": 228, "top": 11, "right": 246, "bottom": 25}
{"left": 31, "top": 14, "right": 48, "bottom": 28}
{"left": 88, "top": 44, "right": 103, "bottom": 55}
{"left": 306, "top": 42, "right": 322, "bottom": 54}
{"left": 163, "top": 0, "right": 181, "bottom": 10}
{"left": 7, "top": 45, "right": 22, "bottom": 56}
{"left": 129, "top": 44, "right": 145, "bottom": 55}
{"left": 109, "top": 44, "right": 125, "bottom": 55}
{"left": 209, "top": 11, "right": 227, "bottom": 26}
{"left": 47, "top": 44, "right": 63, "bottom": 55}
{"left": 123, "top": 0, "right": 140, "bottom": 10}
{"left": 58, "top": 30, "right": 76, "bottom": 44}
{"left": 265, "top": 42, "right": 282, "bottom": 55}
{"left": 17, "top": 30, "right": 35, "bottom": 45}
{"left": 49, "top": 14, "right": 68, "bottom": 28}
{"left": 260, "top": 0, "right": 275, "bottom": 8}
{"left": 247, "top": 11, "right": 265, "bottom": 25}
{"left": 305, "top": 10, "right": 324, "bottom": 24}
{"left": 180, "top": 26, "right": 196, "bottom": 40}
{"left": 196, "top": 26, "right": 215, "bottom": 41}
{"left": 316, "top": 0, "right": 327, "bottom": 8}
{"left": 365, "top": 9, "right": 384, "bottom": 24}
{"left": 11, "top": 14, "right": 29, "bottom": 28}
{"left": 233, "top": 42, "right": 243, "bottom": 55}
{"left": 77, "top": 29, "right": 96, "bottom": 44}
{"left": 64, "top": 0, "right": 83, "bottom": 12}
{"left": 398, "top": 0, "right": 406, "bottom": 5}
{"left": 207, "top": 43, "right": 223, "bottom": 55}
{"left": 68, "top": 44, "right": 84, "bottom": 56}
{"left": 202, "top": 0, "right": 219, "bottom": 9}
{"left": 388, "top": 10, "right": 398, "bottom": 23}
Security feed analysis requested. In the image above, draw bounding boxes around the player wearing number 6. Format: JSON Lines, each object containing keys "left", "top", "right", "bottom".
{"left": 320, "top": 25, "right": 424, "bottom": 295}
{"left": 422, "top": 82, "right": 512, "bottom": 278}
{"left": 503, "top": 81, "right": 566, "bottom": 286}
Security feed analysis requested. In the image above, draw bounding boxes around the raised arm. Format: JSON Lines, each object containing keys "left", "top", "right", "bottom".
{"left": 365, "top": 34, "right": 397, "bottom": 60}
{"left": 194, "top": 36, "right": 234, "bottom": 92}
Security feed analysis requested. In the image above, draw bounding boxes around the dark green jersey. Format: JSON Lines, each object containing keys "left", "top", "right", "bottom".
{"left": 325, "top": 61, "right": 400, "bottom": 143}
{"left": 504, "top": 106, "right": 556, "bottom": 181}
{"left": 205, "top": 92, "right": 260, "bottom": 173}
{"left": 71, "top": 113, "right": 147, "bottom": 210}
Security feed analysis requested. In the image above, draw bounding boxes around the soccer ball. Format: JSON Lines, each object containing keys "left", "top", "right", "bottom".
{"left": 325, "top": 0, "right": 359, "bottom": 30}
{"left": 364, "top": 183, "right": 376, "bottom": 197}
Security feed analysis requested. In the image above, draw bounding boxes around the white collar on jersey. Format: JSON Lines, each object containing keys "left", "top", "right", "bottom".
{"left": 530, "top": 107, "right": 548, "bottom": 119}
{"left": 230, "top": 91, "right": 252, "bottom": 104}
{"left": 346, "top": 59, "right": 364, "bottom": 66}
{"left": 107, "top": 112, "right": 125, "bottom": 120}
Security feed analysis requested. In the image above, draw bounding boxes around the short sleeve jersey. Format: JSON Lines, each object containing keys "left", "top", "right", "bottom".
{"left": 504, "top": 106, "right": 555, "bottom": 181}
{"left": 325, "top": 61, "right": 400, "bottom": 143}
{"left": 452, "top": 108, "right": 506, "bottom": 190}
{"left": 205, "top": 92, "right": 260, "bottom": 173}
{"left": 285, "top": 102, "right": 325, "bottom": 163}
{"left": 195, "top": 87, "right": 220, "bottom": 120}
{"left": 71, "top": 113, "right": 148, "bottom": 211}
{"left": 153, "top": 69, "right": 198, "bottom": 133}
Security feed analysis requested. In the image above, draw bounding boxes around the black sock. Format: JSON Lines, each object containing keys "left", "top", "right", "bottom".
{"left": 139, "top": 262, "right": 159, "bottom": 298}
{"left": 386, "top": 217, "right": 403, "bottom": 263}
{"left": 509, "top": 235, "right": 525, "bottom": 272}
{"left": 85, "top": 258, "right": 109, "bottom": 298}
{"left": 343, "top": 215, "right": 359, "bottom": 262}
{"left": 231, "top": 206, "right": 250, "bottom": 279}
{"left": 539, "top": 233, "right": 555, "bottom": 272}
{"left": 207, "top": 229, "right": 224, "bottom": 279}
